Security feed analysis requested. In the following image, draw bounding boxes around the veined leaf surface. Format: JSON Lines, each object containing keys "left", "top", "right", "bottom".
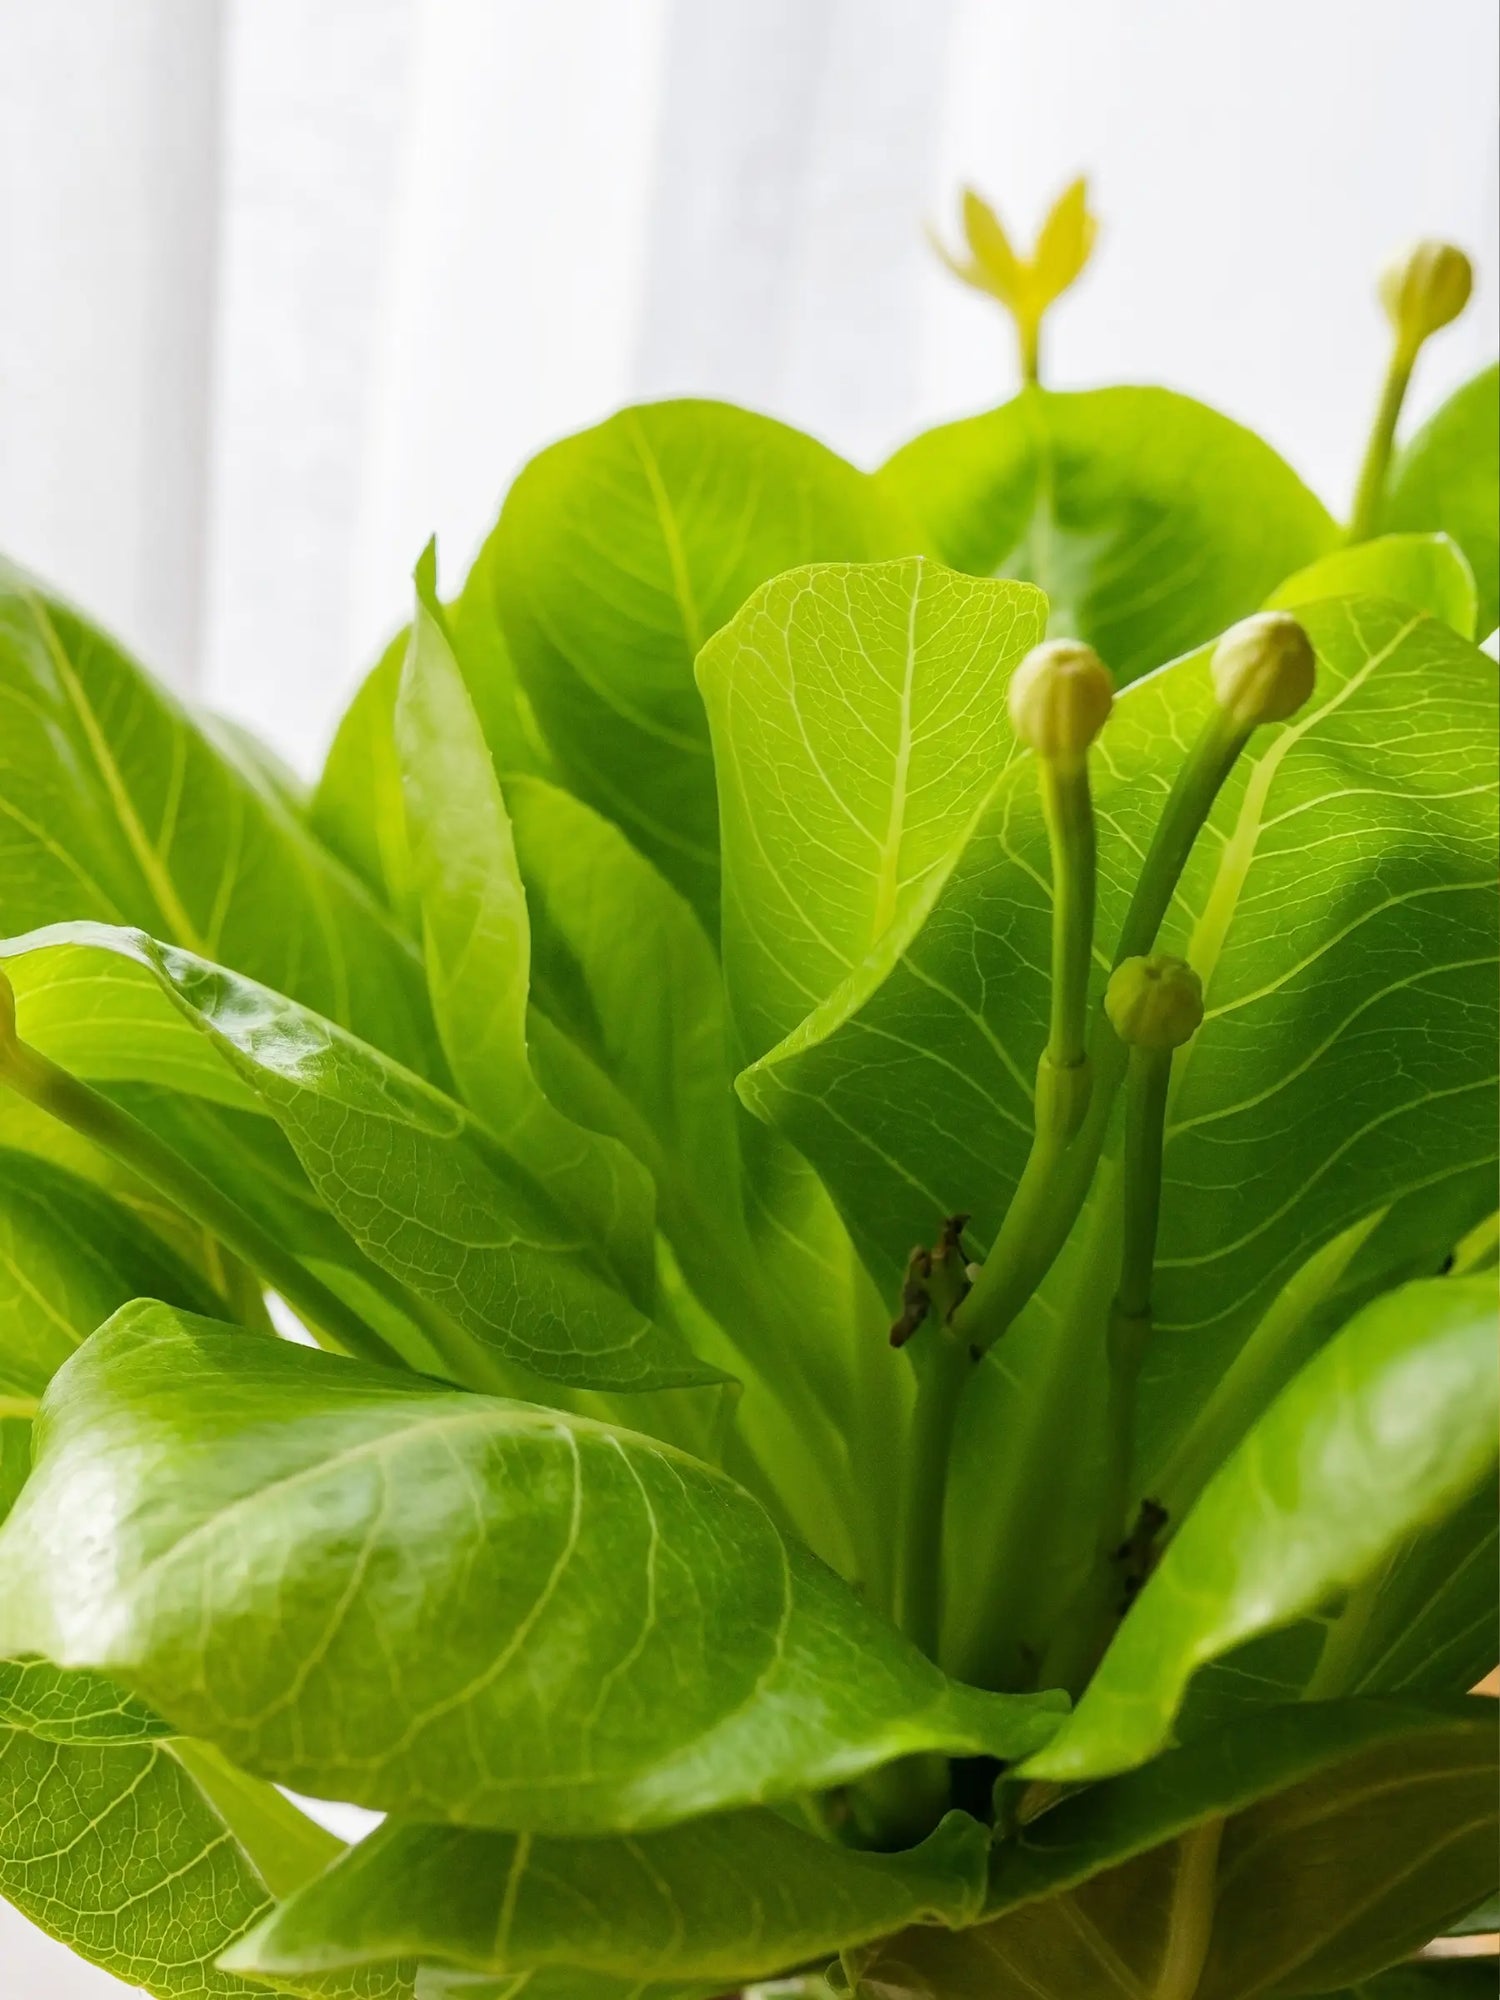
{"left": 0, "top": 1306, "right": 1063, "bottom": 1833}
{"left": 697, "top": 556, "right": 1045, "bottom": 1063}
{"left": 881, "top": 386, "right": 1336, "bottom": 685}
{"left": 1023, "top": 1277, "right": 1499, "bottom": 1782}
{"left": 227, "top": 1806, "right": 988, "bottom": 1985}
{"left": 848, "top": 1699, "right": 1496, "bottom": 1999}
{"left": 1267, "top": 532, "right": 1478, "bottom": 636}
{"left": 487, "top": 399, "right": 927, "bottom": 924}
{"left": 1380, "top": 363, "right": 1500, "bottom": 635}
{"left": 397, "top": 549, "right": 658, "bottom": 1304}
{"left": 0, "top": 926, "right": 709, "bottom": 1393}
{"left": 0, "top": 557, "right": 437, "bottom": 1076}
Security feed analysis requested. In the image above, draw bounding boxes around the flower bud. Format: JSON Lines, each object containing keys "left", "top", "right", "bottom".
{"left": 1210, "top": 612, "right": 1315, "bottom": 730}
{"left": 1379, "top": 240, "right": 1473, "bottom": 353}
{"left": 1008, "top": 639, "right": 1114, "bottom": 758}
{"left": 1105, "top": 953, "right": 1204, "bottom": 1051}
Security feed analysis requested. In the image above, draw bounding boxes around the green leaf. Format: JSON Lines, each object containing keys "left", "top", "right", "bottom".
{"left": 0, "top": 1658, "right": 408, "bottom": 1999}
{"left": 1022, "top": 1277, "right": 1499, "bottom": 1783}
{"left": 227, "top": 1806, "right": 988, "bottom": 1985}
{"left": 880, "top": 386, "right": 1336, "bottom": 685}
{"left": 738, "top": 597, "right": 1497, "bottom": 1366}
{"left": 1267, "top": 532, "right": 1478, "bottom": 636}
{"left": 1178, "top": 1479, "right": 1498, "bottom": 1734}
{"left": 847, "top": 1699, "right": 1496, "bottom": 1999}
{"left": 696, "top": 555, "right": 1046, "bottom": 1062}
{"left": 313, "top": 562, "right": 554, "bottom": 931}
{"left": 0, "top": 557, "right": 438, "bottom": 1076}
{"left": 1312, "top": 1969, "right": 1500, "bottom": 2000}
{"left": 0, "top": 1304, "right": 1064, "bottom": 1832}
{"left": 0, "top": 1145, "right": 214, "bottom": 1402}
{"left": 0, "top": 1417, "right": 26, "bottom": 1522}
{"left": 396, "top": 545, "right": 658, "bottom": 1305}
{"left": 0, "top": 925, "right": 710, "bottom": 1394}
{"left": 413, "top": 1971, "right": 717, "bottom": 2000}
{"left": 486, "top": 399, "right": 927, "bottom": 923}
{"left": 1381, "top": 364, "right": 1500, "bottom": 636}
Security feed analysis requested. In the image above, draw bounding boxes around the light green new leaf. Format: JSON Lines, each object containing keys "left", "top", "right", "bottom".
{"left": 1023, "top": 1277, "right": 1498, "bottom": 1782}
{"left": 0, "top": 557, "right": 438, "bottom": 1077}
{"left": 0, "top": 1305, "right": 1064, "bottom": 1833}
{"left": 486, "top": 399, "right": 927, "bottom": 923}
{"left": 0, "top": 1658, "right": 409, "bottom": 2000}
{"left": 396, "top": 547, "right": 658, "bottom": 1304}
{"left": 0, "top": 1145, "right": 214, "bottom": 1404}
{"left": 880, "top": 387, "right": 1336, "bottom": 685}
{"left": 1381, "top": 363, "right": 1500, "bottom": 635}
{"left": 848, "top": 1700, "right": 1496, "bottom": 2000}
{"left": 0, "top": 925, "right": 710, "bottom": 1393}
{"left": 1267, "top": 532, "right": 1478, "bottom": 636}
{"left": 227, "top": 1806, "right": 988, "bottom": 1985}
{"left": 697, "top": 556, "right": 1046, "bottom": 1063}
{"left": 313, "top": 557, "right": 554, "bottom": 931}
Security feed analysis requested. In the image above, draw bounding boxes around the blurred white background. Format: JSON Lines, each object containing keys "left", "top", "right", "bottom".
{"left": 0, "top": 0, "right": 1496, "bottom": 1991}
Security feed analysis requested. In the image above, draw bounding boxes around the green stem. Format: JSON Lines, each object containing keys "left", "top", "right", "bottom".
{"left": 955, "top": 709, "right": 1248, "bottom": 1357}
{"left": 0, "top": 1035, "right": 409, "bottom": 1375}
{"left": 1347, "top": 338, "right": 1416, "bottom": 544}
{"left": 1302, "top": 1564, "right": 1387, "bottom": 1701}
{"left": 1155, "top": 1817, "right": 1224, "bottom": 2000}
{"left": 1019, "top": 313, "right": 1041, "bottom": 387}
{"left": 895, "top": 1334, "right": 972, "bottom": 1661}
{"left": 1118, "top": 1049, "right": 1170, "bottom": 1321}
{"left": 1040, "top": 759, "right": 1096, "bottom": 1073}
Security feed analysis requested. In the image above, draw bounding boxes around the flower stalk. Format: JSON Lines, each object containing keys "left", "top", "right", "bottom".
{"left": 1347, "top": 238, "right": 1472, "bottom": 543}
{"left": 955, "top": 618, "right": 1314, "bottom": 1353}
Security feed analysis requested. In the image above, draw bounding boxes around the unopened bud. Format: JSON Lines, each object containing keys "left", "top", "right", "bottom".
{"left": 1379, "top": 241, "right": 1473, "bottom": 354}
{"left": 1008, "top": 639, "right": 1114, "bottom": 759}
{"left": 1210, "top": 612, "right": 1315, "bottom": 731}
{"left": 1106, "top": 953, "right": 1203, "bottom": 1052}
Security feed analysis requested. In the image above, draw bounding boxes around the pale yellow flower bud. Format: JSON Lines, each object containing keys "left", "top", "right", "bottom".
{"left": 1379, "top": 241, "right": 1473, "bottom": 354}
{"left": 1210, "top": 612, "right": 1316, "bottom": 731}
{"left": 1008, "top": 639, "right": 1114, "bottom": 759}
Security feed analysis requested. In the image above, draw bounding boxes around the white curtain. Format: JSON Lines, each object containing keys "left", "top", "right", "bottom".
{"left": 1, "top": 0, "right": 1496, "bottom": 777}
{"left": 0, "top": 1, "right": 1496, "bottom": 1989}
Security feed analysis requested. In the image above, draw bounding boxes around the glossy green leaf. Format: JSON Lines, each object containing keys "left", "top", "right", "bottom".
{"left": 848, "top": 1700, "right": 1496, "bottom": 1999}
{"left": 1023, "top": 1277, "right": 1499, "bottom": 1782}
{"left": 0, "top": 557, "right": 438, "bottom": 1076}
{"left": 0, "top": 925, "right": 709, "bottom": 1393}
{"left": 396, "top": 547, "right": 658, "bottom": 1304}
{"left": 486, "top": 399, "right": 926, "bottom": 922}
{"left": 1381, "top": 364, "right": 1500, "bottom": 636}
{"left": 1267, "top": 532, "right": 1478, "bottom": 636}
{"left": 0, "top": 1145, "right": 214, "bottom": 1403}
{"left": 881, "top": 386, "right": 1336, "bottom": 685}
{"left": 0, "top": 1656, "right": 408, "bottom": 1999}
{"left": 0, "top": 1305, "right": 1064, "bottom": 1832}
{"left": 1178, "top": 1479, "right": 1498, "bottom": 1735}
{"left": 227, "top": 1806, "right": 988, "bottom": 1985}
{"left": 697, "top": 556, "right": 1046, "bottom": 1062}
